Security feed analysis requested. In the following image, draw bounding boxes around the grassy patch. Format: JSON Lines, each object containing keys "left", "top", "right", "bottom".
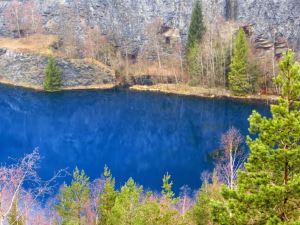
{"left": 0, "top": 34, "right": 58, "bottom": 55}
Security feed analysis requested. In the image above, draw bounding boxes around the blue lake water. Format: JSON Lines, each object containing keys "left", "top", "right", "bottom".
{"left": 0, "top": 84, "right": 269, "bottom": 194}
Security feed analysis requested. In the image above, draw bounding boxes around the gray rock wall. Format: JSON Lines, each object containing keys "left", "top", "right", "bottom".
{"left": 237, "top": 0, "right": 300, "bottom": 50}
{"left": 0, "top": 49, "right": 115, "bottom": 88}
{"left": 0, "top": 0, "right": 299, "bottom": 53}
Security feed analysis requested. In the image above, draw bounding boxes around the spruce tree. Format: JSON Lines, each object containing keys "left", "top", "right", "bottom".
{"left": 97, "top": 165, "right": 117, "bottom": 225}
{"left": 186, "top": 0, "right": 205, "bottom": 83}
{"left": 213, "top": 50, "right": 300, "bottom": 224}
{"left": 228, "top": 28, "right": 251, "bottom": 95}
{"left": 187, "top": 0, "right": 205, "bottom": 50}
{"left": 44, "top": 57, "right": 62, "bottom": 91}
{"left": 8, "top": 200, "right": 24, "bottom": 225}
{"left": 56, "top": 167, "right": 90, "bottom": 225}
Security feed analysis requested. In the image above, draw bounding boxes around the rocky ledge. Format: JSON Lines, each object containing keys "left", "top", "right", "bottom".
{"left": 0, "top": 48, "right": 116, "bottom": 89}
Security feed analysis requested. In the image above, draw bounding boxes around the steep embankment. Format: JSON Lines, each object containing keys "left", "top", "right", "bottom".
{"left": 0, "top": 35, "right": 115, "bottom": 90}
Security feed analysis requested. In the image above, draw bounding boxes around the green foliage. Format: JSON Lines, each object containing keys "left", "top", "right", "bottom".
{"left": 134, "top": 195, "right": 186, "bottom": 225}
{"left": 56, "top": 167, "right": 90, "bottom": 225}
{"left": 44, "top": 57, "right": 62, "bottom": 91}
{"left": 190, "top": 173, "right": 223, "bottom": 225}
{"left": 186, "top": 0, "right": 205, "bottom": 82}
{"left": 98, "top": 165, "right": 117, "bottom": 225}
{"left": 162, "top": 173, "right": 177, "bottom": 203}
{"left": 187, "top": 0, "right": 205, "bottom": 50}
{"left": 134, "top": 197, "right": 161, "bottom": 225}
{"left": 187, "top": 42, "right": 201, "bottom": 83}
{"left": 247, "top": 61, "right": 260, "bottom": 93}
{"left": 8, "top": 200, "right": 24, "bottom": 225}
{"left": 213, "top": 49, "right": 300, "bottom": 224}
{"left": 108, "top": 178, "right": 143, "bottom": 225}
{"left": 228, "top": 28, "right": 251, "bottom": 95}
{"left": 275, "top": 49, "right": 300, "bottom": 101}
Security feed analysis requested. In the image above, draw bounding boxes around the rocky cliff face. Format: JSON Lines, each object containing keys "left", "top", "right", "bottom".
{"left": 0, "top": 0, "right": 299, "bottom": 53}
{"left": 237, "top": 0, "right": 300, "bottom": 50}
{"left": 0, "top": 48, "right": 115, "bottom": 88}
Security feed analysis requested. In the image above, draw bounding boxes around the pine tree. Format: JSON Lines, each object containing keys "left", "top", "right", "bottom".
{"left": 162, "top": 173, "right": 177, "bottom": 203}
{"left": 228, "top": 28, "right": 251, "bottom": 95}
{"left": 56, "top": 167, "right": 90, "bottom": 225}
{"left": 7, "top": 200, "right": 24, "bottom": 225}
{"left": 108, "top": 178, "right": 143, "bottom": 225}
{"left": 213, "top": 50, "right": 300, "bottom": 224}
{"left": 44, "top": 56, "right": 62, "bottom": 91}
{"left": 191, "top": 173, "right": 223, "bottom": 225}
{"left": 134, "top": 197, "right": 161, "bottom": 225}
{"left": 97, "top": 165, "right": 117, "bottom": 225}
{"left": 186, "top": 0, "right": 205, "bottom": 50}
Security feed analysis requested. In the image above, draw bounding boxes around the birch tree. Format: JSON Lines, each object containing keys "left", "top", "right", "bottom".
{"left": 216, "top": 127, "right": 246, "bottom": 189}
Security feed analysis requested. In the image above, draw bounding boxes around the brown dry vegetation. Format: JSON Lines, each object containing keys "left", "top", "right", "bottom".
{"left": 130, "top": 83, "right": 279, "bottom": 103}
{"left": 0, "top": 34, "right": 57, "bottom": 55}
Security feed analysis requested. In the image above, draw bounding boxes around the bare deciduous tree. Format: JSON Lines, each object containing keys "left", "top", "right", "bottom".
{"left": 216, "top": 127, "right": 246, "bottom": 189}
{"left": 83, "top": 26, "right": 115, "bottom": 66}
{"left": 4, "top": 0, "right": 22, "bottom": 38}
{"left": 5, "top": 0, "right": 43, "bottom": 38}
{"left": 0, "top": 150, "right": 66, "bottom": 225}
{"left": 145, "top": 18, "right": 163, "bottom": 69}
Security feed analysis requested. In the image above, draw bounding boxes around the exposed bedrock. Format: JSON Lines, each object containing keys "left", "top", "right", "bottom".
{"left": 0, "top": 48, "right": 115, "bottom": 88}
{"left": 0, "top": 0, "right": 299, "bottom": 54}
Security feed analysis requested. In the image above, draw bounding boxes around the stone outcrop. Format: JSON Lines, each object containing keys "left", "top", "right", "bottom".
{"left": 0, "top": 48, "right": 115, "bottom": 88}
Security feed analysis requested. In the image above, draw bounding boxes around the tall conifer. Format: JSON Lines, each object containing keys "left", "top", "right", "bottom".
{"left": 228, "top": 28, "right": 251, "bottom": 94}
{"left": 56, "top": 168, "right": 90, "bottom": 225}
{"left": 186, "top": 0, "right": 205, "bottom": 83}
{"left": 97, "top": 166, "right": 117, "bottom": 225}
{"left": 213, "top": 49, "right": 300, "bottom": 224}
{"left": 187, "top": 0, "right": 205, "bottom": 50}
{"left": 44, "top": 57, "right": 62, "bottom": 91}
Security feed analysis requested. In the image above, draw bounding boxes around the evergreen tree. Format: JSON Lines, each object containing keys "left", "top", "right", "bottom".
{"left": 44, "top": 57, "right": 62, "bottom": 91}
{"left": 213, "top": 50, "right": 300, "bottom": 224}
{"left": 56, "top": 167, "right": 90, "bottom": 225}
{"left": 97, "top": 165, "right": 117, "bottom": 225}
{"left": 134, "top": 197, "right": 161, "bottom": 225}
{"left": 162, "top": 173, "right": 177, "bottom": 203}
{"left": 7, "top": 200, "right": 24, "bottom": 225}
{"left": 228, "top": 28, "right": 251, "bottom": 95}
{"left": 186, "top": 0, "right": 205, "bottom": 83}
{"left": 191, "top": 173, "right": 223, "bottom": 225}
{"left": 108, "top": 178, "right": 143, "bottom": 225}
{"left": 187, "top": 42, "right": 201, "bottom": 85}
{"left": 186, "top": 0, "right": 205, "bottom": 50}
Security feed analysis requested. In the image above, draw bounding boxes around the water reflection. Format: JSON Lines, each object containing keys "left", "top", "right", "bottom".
{"left": 0, "top": 85, "right": 268, "bottom": 193}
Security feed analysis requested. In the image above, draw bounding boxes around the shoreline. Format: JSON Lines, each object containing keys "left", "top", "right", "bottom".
{"left": 0, "top": 79, "right": 278, "bottom": 103}
{"left": 0, "top": 78, "right": 116, "bottom": 91}
{"left": 129, "top": 84, "right": 279, "bottom": 104}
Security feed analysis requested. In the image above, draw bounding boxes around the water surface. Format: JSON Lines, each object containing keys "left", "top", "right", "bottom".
{"left": 0, "top": 85, "right": 269, "bottom": 193}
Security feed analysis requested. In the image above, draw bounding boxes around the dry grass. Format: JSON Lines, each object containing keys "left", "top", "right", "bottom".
{"left": 81, "top": 58, "right": 115, "bottom": 74}
{"left": 130, "top": 84, "right": 279, "bottom": 103}
{"left": 0, "top": 34, "right": 58, "bottom": 55}
{"left": 0, "top": 77, "right": 115, "bottom": 92}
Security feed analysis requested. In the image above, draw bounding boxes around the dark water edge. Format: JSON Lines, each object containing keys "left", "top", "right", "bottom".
{"left": 0, "top": 84, "right": 270, "bottom": 194}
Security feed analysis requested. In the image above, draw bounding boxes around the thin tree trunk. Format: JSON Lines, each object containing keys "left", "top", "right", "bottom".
{"left": 155, "top": 41, "right": 162, "bottom": 69}
{"left": 15, "top": 8, "right": 21, "bottom": 38}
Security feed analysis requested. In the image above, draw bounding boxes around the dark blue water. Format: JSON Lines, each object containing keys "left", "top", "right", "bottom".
{"left": 0, "top": 84, "right": 269, "bottom": 193}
